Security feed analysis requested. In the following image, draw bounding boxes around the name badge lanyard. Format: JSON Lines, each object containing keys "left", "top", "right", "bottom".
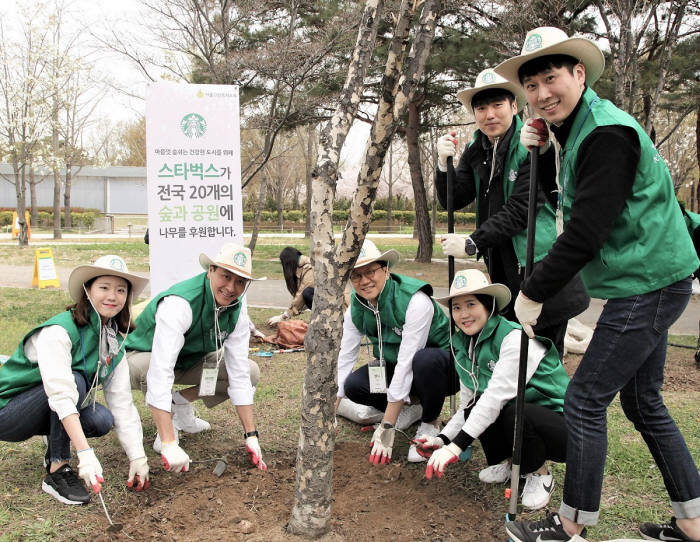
{"left": 556, "top": 97, "right": 599, "bottom": 235}
{"left": 79, "top": 323, "right": 123, "bottom": 410}
{"left": 199, "top": 306, "right": 226, "bottom": 397}
{"left": 365, "top": 282, "right": 394, "bottom": 394}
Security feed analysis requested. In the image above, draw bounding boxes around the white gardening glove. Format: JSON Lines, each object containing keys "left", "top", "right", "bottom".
{"left": 245, "top": 436, "right": 267, "bottom": 471}
{"left": 126, "top": 456, "right": 150, "bottom": 491}
{"left": 520, "top": 118, "right": 550, "bottom": 154}
{"left": 369, "top": 423, "right": 394, "bottom": 465}
{"left": 437, "top": 132, "right": 457, "bottom": 171}
{"left": 414, "top": 434, "right": 444, "bottom": 459}
{"left": 441, "top": 233, "right": 468, "bottom": 257}
{"left": 425, "top": 442, "right": 461, "bottom": 479}
{"left": 266, "top": 312, "right": 289, "bottom": 326}
{"left": 514, "top": 291, "right": 543, "bottom": 339}
{"left": 76, "top": 447, "right": 104, "bottom": 493}
{"left": 251, "top": 328, "right": 265, "bottom": 340}
{"left": 160, "top": 441, "right": 190, "bottom": 473}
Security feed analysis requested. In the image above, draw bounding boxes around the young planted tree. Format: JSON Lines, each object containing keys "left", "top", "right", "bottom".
{"left": 288, "top": 0, "right": 441, "bottom": 537}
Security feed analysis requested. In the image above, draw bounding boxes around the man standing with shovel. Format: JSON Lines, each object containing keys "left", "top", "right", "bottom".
{"left": 496, "top": 27, "right": 700, "bottom": 542}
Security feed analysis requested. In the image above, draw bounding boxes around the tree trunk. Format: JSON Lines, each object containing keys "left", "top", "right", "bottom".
{"left": 248, "top": 172, "right": 267, "bottom": 254}
{"left": 276, "top": 160, "right": 284, "bottom": 231}
{"left": 64, "top": 166, "right": 73, "bottom": 228}
{"left": 407, "top": 95, "right": 432, "bottom": 263}
{"left": 387, "top": 142, "right": 393, "bottom": 231}
{"left": 13, "top": 161, "right": 29, "bottom": 247}
{"left": 304, "top": 128, "right": 314, "bottom": 237}
{"left": 29, "top": 167, "right": 39, "bottom": 228}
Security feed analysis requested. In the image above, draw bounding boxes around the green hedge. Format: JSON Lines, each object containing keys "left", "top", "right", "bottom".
{"left": 240, "top": 209, "right": 475, "bottom": 225}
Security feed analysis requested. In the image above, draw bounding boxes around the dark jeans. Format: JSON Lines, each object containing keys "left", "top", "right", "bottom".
{"left": 560, "top": 277, "right": 700, "bottom": 525}
{"left": 302, "top": 286, "right": 314, "bottom": 309}
{"left": 343, "top": 347, "right": 451, "bottom": 423}
{"left": 472, "top": 402, "right": 567, "bottom": 474}
{"left": 0, "top": 371, "right": 113, "bottom": 464}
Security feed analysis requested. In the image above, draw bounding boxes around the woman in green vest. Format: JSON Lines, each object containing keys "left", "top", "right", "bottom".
{"left": 416, "top": 269, "right": 569, "bottom": 511}
{"left": 0, "top": 255, "right": 149, "bottom": 506}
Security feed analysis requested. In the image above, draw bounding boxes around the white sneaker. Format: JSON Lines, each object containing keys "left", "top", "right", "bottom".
{"left": 395, "top": 404, "right": 423, "bottom": 431}
{"left": 478, "top": 461, "right": 512, "bottom": 484}
{"left": 153, "top": 427, "right": 179, "bottom": 453}
{"left": 407, "top": 422, "right": 440, "bottom": 463}
{"left": 521, "top": 472, "right": 554, "bottom": 510}
{"left": 172, "top": 402, "right": 211, "bottom": 433}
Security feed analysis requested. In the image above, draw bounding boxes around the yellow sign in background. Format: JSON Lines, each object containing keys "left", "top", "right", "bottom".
{"left": 32, "top": 248, "right": 60, "bottom": 289}
{"left": 11, "top": 211, "right": 31, "bottom": 240}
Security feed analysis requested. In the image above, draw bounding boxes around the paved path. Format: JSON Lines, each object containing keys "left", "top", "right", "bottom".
{"left": 2, "top": 263, "right": 699, "bottom": 335}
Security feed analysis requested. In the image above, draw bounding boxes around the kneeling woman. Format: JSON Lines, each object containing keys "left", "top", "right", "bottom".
{"left": 417, "top": 269, "right": 568, "bottom": 510}
{"left": 0, "top": 256, "right": 149, "bottom": 505}
{"left": 267, "top": 247, "right": 314, "bottom": 326}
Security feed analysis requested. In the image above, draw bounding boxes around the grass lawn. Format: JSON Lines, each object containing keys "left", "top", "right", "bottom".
{"left": 0, "top": 238, "right": 698, "bottom": 541}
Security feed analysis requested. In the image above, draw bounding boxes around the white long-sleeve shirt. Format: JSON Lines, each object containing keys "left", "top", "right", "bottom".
{"left": 441, "top": 329, "right": 546, "bottom": 442}
{"left": 336, "top": 291, "right": 434, "bottom": 403}
{"left": 25, "top": 325, "right": 146, "bottom": 461}
{"left": 145, "top": 295, "right": 255, "bottom": 412}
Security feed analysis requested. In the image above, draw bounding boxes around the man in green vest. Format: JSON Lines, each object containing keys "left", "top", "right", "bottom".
{"left": 493, "top": 27, "right": 700, "bottom": 542}
{"left": 436, "top": 68, "right": 589, "bottom": 357}
{"left": 126, "top": 244, "right": 267, "bottom": 474}
{"left": 335, "top": 240, "right": 453, "bottom": 465}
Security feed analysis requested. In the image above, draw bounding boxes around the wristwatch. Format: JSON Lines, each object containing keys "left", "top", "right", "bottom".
{"left": 244, "top": 430, "right": 259, "bottom": 439}
{"left": 464, "top": 237, "right": 478, "bottom": 256}
{"left": 382, "top": 421, "right": 394, "bottom": 429}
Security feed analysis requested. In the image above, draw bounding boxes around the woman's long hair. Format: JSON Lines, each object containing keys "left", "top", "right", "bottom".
{"left": 67, "top": 277, "right": 135, "bottom": 333}
{"left": 280, "top": 247, "right": 302, "bottom": 297}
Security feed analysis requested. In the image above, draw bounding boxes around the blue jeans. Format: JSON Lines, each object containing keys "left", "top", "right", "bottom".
{"left": 0, "top": 371, "right": 113, "bottom": 464}
{"left": 560, "top": 277, "right": 700, "bottom": 525}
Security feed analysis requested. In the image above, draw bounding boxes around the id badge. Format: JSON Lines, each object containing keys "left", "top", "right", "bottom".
{"left": 80, "top": 386, "right": 97, "bottom": 409}
{"left": 368, "top": 358, "right": 387, "bottom": 394}
{"left": 199, "top": 361, "right": 218, "bottom": 397}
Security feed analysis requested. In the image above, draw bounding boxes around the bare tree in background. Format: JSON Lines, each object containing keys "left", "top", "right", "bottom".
{"left": 289, "top": 0, "right": 441, "bottom": 536}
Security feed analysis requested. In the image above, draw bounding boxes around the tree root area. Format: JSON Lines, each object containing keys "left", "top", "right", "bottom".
{"left": 89, "top": 441, "right": 504, "bottom": 541}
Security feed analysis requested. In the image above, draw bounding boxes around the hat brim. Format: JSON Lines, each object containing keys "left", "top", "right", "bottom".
{"left": 68, "top": 265, "right": 149, "bottom": 303}
{"left": 434, "top": 283, "right": 511, "bottom": 311}
{"left": 456, "top": 81, "right": 527, "bottom": 113}
{"left": 494, "top": 37, "right": 605, "bottom": 87}
{"left": 199, "top": 253, "right": 265, "bottom": 281}
{"left": 354, "top": 249, "right": 399, "bottom": 270}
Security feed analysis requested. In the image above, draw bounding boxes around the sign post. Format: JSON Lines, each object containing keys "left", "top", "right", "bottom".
{"left": 146, "top": 83, "right": 244, "bottom": 294}
{"left": 32, "top": 248, "right": 60, "bottom": 289}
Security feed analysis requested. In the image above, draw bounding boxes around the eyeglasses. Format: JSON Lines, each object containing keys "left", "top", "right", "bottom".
{"left": 349, "top": 265, "right": 385, "bottom": 283}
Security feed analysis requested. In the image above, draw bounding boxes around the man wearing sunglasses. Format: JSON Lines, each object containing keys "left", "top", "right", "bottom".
{"left": 335, "top": 240, "right": 452, "bottom": 465}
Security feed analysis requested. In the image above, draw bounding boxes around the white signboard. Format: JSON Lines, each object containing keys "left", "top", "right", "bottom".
{"left": 146, "top": 82, "right": 243, "bottom": 294}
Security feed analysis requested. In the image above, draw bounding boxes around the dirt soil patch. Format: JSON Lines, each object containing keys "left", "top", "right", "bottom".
{"left": 88, "top": 442, "right": 505, "bottom": 542}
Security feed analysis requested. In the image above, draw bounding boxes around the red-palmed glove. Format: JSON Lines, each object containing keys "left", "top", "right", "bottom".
{"left": 126, "top": 456, "right": 150, "bottom": 491}
{"left": 437, "top": 132, "right": 458, "bottom": 171}
{"left": 77, "top": 447, "right": 104, "bottom": 492}
{"left": 425, "top": 443, "right": 462, "bottom": 479}
{"left": 369, "top": 423, "right": 394, "bottom": 465}
{"left": 414, "top": 435, "right": 444, "bottom": 459}
{"left": 161, "top": 441, "right": 190, "bottom": 473}
{"left": 245, "top": 436, "right": 267, "bottom": 471}
{"left": 520, "top": 118, "right": 550, "bottom": 154}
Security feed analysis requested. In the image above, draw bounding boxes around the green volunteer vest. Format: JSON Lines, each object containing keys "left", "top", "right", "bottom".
{"left": 0, "top": 310, "right": 121, "bottom": 410}
{"left": 559, "top": 87, "right": 698, "bottom": 298}
{"left": 471, "top": 115, "right": 557, "bottom": 265}
{"left": 452, "top": 315, "right": 568, "bottom": 412}
{"left": 125, "top": 273, "right": 242, "bottom": 371}
{"left": 350, "top": 273, "right": 450, "bottom": 364}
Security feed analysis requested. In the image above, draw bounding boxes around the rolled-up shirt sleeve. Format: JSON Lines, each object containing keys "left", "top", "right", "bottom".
{"left": 336, "top": 306, "right": 363, "bottom": 398}
{"left": 223, "top": 297, "right": 255, "bottom": 406}
{"left": 146, "top": 296, "right": 192, "bottom": 412}
{"left": 386, "top": 292, "right": 433, "bottom": 403}
{"left": 33, "top": 325, "right": 79, "bottom": 420}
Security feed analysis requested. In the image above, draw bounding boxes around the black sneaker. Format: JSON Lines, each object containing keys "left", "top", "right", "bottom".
{"left": 41, "top": 464, "right": 90, "bottom": 505}
{"left": 639, "top": 517, "right": 700, "bottom": 542}
{"left": 505, "top": 512, "right": 586, "bottom": 542}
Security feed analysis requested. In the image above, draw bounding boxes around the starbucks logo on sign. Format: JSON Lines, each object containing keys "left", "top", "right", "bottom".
{"left": 525, "top": 34, "right": 542, "bottom": 52}
{"left": 110, "top": 258, "right": 125, "bottom": 271}
{"left": 359, "top": 247, "right": 366, "bottom": 258}
{"left": 181, "top": 113, "right": 207, "bottom": 139}
{"left": 481, "top": 71, "right": 496, "bottom": 84}
{"left": 234, "top": 252, "right": 247, "bottom": 267}
{"left": 508, "top": 169, "right": 518, "bottom": 182}
{"left": 454, "top": 275, "right": 467, "bottom": 289}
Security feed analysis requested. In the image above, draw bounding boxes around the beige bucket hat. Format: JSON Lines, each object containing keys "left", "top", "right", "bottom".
{"left": 494, "top": 26, "right": 605, "bottom": 86}
{"left": 354, "top": 239, "right": 399, "bottom": 269}
{"left": 456, "top": 68, "right": 527, "bottom": 113}
{"left": 199, "top": 243, "right": 265, "bottom": 281}
{"left": 68, "top": 255, "right": 148, "bottom": 303}
{"left": 434, "top": 269, "right": 511, "bottom": 311}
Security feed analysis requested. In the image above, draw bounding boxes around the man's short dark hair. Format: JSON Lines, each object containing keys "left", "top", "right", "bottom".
{"left": 518, "top": 54, "right": 579, "bottom": 84}
{"left": 471, "top": 88, "right": 515, "bottom": 110}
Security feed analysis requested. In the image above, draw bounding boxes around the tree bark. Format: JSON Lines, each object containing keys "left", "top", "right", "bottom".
{"left": 407, "top": 94, "right": 432, "bottom": 262}
{"left": 64, "top": 166, "right": 73, "bottom": 228}
{"left": 248, "top": 171, "right": 267, "bottom": 254}
{"left": 29, "top": 167, "right": 39, "bottom": 228}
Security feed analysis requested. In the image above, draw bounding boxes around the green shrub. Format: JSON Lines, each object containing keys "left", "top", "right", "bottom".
{"left": 285, "top": 210, "right": 303, "bottom": 222}
{"left": 0, "top": 211, "right": 12, "bottom": 226}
